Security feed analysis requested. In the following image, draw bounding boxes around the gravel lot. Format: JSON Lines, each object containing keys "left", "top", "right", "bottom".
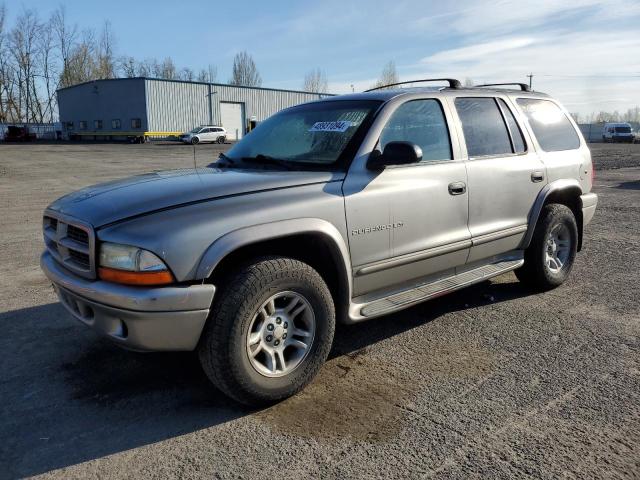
{"left": 0, "top": 142, "right": 639, "bottom": 479}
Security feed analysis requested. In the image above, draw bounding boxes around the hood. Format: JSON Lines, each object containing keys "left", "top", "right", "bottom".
{"left": 48, "top": 167, "right": 344, "bottom": 228}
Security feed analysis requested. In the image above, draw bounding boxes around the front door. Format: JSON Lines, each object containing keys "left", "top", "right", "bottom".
{"left": 343, "top": 98, "right": 471, "bottom": 297}
{"left": 201, "top": 127, "right": 215, "bottom": 142}
{"left": 451, "top": 96, "right": 547, "bottom": 263}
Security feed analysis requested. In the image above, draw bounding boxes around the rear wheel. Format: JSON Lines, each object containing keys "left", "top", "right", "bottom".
{"left": 516, "top": 204, "right": 578, "bottom": 291}
{"left": 198, "top": 256, "right": 335, "bottom": 406}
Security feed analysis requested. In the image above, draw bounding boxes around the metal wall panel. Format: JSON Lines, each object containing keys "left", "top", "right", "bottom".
{"left": 145, "top": 79, "right": 328, "bottom": 133}
{"left": 57, "top": 78, "right": 147, "bottom": 133}
{"left": 145, "top": 80, "right": 210, "bottom": 132}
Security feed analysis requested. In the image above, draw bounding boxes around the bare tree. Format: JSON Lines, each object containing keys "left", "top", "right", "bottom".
{"left": 64, "top": 29, "right": 98, "bottom": 86}
{"left": 136, "top": 58, "right": 156, "bottom": 77}
{"left": 372, "top": 61, "right": 399, "bottom": 89}
{"left": 179, "top": 67, "right": 194, "bottom": 81}
{"left": 303, "top": 68, "right": 328, "bottom": 93}
{"left": 38, "top": 15, "right": 58, "bottom": 122}
{"left": 10, "top": 8, "right": 43, "bottom": 122}
{"left": 229, "top": 51, "right": 261, "bottom": 87}
{"left": 0, "top": 3, "right": 14, "bottom": 122}
{"left": 51, "top": 5, "right": 77, "bottom": 89}
{"left": 197, "top": 64, "right": 217, "bottom": 83}
{"left": 118, "top": 55, "right": 137, "bottom": 77}
{"left": 96, "top": 20, "right": 116, "bottom": 79}
{"left": 158, "top": 57, "right": 177, "bottom": 79}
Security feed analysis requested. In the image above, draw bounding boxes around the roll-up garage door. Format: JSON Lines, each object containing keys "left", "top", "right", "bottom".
{"left": 220, "top": 102, "right": 245, "bottom": 140}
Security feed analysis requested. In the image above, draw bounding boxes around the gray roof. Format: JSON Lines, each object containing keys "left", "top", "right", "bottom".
{"left": 57, "top": 76, "right": 335, "bottom": 97}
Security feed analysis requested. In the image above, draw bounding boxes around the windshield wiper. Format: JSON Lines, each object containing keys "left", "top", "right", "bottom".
{"left": 240, "top": 154, "right": 293, "bottom": 170}
{"left": 213, "top": 152, "right": 235, "bottom": 168}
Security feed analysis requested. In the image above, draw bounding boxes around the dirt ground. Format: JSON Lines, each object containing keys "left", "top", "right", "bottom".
{"left": 0, "top": 142, "right": 639, "bottom": 479}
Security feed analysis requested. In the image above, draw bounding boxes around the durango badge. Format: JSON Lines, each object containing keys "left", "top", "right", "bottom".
{"left": 351, "top": 222, "right": 404, "bottom": 236}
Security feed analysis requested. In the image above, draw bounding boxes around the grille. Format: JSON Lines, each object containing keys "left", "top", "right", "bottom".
{"left": 43, "top": 213, "right": 95, "bottom": 278}
{"left": 67, "top": 225, "right": 89, "bottom": 244}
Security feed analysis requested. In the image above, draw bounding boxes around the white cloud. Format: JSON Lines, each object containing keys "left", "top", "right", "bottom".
{"left": 422, "top": 37, "right": 536, "bottom": 64}
{"left": 405, "top": 28, "right": 640, "bottom": 117}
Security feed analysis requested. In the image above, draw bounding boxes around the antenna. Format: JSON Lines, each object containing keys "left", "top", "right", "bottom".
{"left": 526, "top": 73, "right": 534, "bottom": 90}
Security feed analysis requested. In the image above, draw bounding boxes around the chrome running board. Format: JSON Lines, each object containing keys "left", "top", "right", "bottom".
{"left": 351, "top": 258, "right": 524, "bottom": 321}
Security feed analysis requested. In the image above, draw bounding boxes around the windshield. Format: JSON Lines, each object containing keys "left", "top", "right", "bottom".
{"left": 189, "top": 127, "right": 202, "bottom": 134}
{"left": 223, "top": 100, "right": 381, "bottom": 167}
{"left": 615, "top": 126, "right": 631, "bottom": 133}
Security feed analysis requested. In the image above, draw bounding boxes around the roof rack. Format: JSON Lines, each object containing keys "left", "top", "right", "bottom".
{"left": 364, "top": 78, "right": 462, "bottom": 92}
{"left": 474, "top": 83, "right": 531, "bottom": 92}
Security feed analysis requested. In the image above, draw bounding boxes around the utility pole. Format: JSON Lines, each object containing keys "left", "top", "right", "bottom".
{"left": 526, "top": 73, "right": 534, "bottom": 90}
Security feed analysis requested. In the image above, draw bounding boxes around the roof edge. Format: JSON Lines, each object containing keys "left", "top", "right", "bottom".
{"left": 56, "top": 76, "right": 336, "bottom": 97}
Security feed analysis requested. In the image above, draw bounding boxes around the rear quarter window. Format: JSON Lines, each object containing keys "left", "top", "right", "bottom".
{"left": 516, "top": 98, "right": 580, "bottom": 152}
{"left": 455, "top": 97, "right": 515, "bottom": 157}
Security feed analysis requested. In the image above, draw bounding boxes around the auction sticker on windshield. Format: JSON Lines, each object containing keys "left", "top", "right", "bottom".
{"left": 309, "top": 121, "right": 352, "bottom": 132}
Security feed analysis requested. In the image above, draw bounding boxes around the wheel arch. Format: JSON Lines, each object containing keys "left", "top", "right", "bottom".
{"left": 196, "top": 219, "right": 353, "bottom": 323}
{"left": 522, "top": 179, "right": 584, "bottom": 251}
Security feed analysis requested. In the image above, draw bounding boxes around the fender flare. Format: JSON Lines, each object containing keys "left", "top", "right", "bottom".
{"left": 521, "top": 179, "right": 583, "bottom": 249}
{"left": 195, "top": 218, "right": 353, "bottom": 297}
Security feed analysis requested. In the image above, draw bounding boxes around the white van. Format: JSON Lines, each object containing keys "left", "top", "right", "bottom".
{"left": 602, "top": 122, "right": 634, "bottom": 143}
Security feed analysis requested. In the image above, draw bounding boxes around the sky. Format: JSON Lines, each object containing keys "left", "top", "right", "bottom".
{"left": 6, "top": 0, "right": 640, "bottom": 118}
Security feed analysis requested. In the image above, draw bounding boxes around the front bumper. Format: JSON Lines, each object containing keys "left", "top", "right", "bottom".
{"left": 41, "top": 251, "right": 215, "bottom": 351}
{"left": 581, "top": 192, "right": 598, "bottom": 226}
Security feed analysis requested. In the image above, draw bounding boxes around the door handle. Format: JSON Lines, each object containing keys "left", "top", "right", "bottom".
{"left": 531, "top": 171, "right": 545, "bottom": 183}
{"left": 448, "top": 182, "right": 467, "bottom": 195}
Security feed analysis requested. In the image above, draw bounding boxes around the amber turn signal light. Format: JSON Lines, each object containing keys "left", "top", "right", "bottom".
{"left": 98, "top": 267, "right": 174, "bottom": 286}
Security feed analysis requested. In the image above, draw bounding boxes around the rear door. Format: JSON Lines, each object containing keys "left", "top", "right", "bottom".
{"left": 343, "top": 97, "right": 470, "bottom": 296}
{"left": 451, "top": 96, "right": 546, "bottom": 263}
{"left": 201, "top": 127, "right": 215, "bottom": 142}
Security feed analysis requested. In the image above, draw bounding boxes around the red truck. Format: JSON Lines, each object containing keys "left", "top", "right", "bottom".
{"left": 4, "top": 126, "right": 37, "bottom": 142}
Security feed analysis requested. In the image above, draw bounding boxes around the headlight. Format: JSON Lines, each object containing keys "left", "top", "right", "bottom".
{"left": 98, "top": 242, "right": 174, "bottom": 285}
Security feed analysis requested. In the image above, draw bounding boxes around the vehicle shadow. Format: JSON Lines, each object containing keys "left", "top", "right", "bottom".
{"left": 616, "top": 180, "right": 640, "bottom": 190}
{"left": 0, "top": 277, "right": 532, "bottom": 477}
{"left": 330, "top": 277, "right": 534, "bottom": 358}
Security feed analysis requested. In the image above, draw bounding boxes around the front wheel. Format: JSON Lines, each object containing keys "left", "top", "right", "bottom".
{"left": 191, "top": 136, "right": 199, "bottom": 145}
{"left": 516, "top": 204, "right": 578, "bottom": 291}
{"left": 198, "top": 257, "right": 335, "bottom": 406}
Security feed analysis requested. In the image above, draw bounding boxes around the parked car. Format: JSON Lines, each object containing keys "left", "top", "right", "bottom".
{"left": 4, "top": 125, "right": 37, "bottom": 142}
{"left": 602, "top": 122, "right": 634, "bottom": 143}
{"left": 41, "top": 79, "right": 597, "bottom": 406}
{"left": 180, "top": 125, "right": 227, "bottom": 145}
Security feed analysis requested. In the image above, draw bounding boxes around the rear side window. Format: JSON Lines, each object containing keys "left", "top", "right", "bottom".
{"left": 455, "top": 98, "right": 512, "bottom": 157}
{"left": 497, "top": 99, "right": 526, "bottom": 153}
{"left": 380, "top": 99, "right": 452, "bottom": 162}
{"left": 516, "top": 98, "right": 580, "bottom": 152}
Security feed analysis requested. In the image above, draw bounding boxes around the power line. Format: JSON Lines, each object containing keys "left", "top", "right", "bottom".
{"left": 537, "top": 74, "right": 640, "bottom": 78}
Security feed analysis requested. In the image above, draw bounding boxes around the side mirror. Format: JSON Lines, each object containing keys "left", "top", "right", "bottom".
{"left": 367, "top": 141, "right": 423, "bottom": 169}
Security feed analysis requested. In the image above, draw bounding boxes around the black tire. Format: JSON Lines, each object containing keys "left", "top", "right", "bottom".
{"left": 515, "top": 204, "right": 578, "bottom": 291}
{"left": 217, "top": 136, "right": 226, "bottom": 144}
{"left": 198, "top": 256, "right": 335, "bottom": 406}
{"left": 191, "top": 136, "right": 199, "bottom": 145}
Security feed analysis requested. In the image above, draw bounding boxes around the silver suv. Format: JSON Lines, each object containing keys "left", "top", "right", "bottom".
{"left": 180, "top": 125, "right": 227, "bottom": 145}
{"left": 41, "top": 79, "right": 598, "bottom": 405}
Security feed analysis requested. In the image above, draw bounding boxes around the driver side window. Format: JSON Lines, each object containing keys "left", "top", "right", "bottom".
{"left": 380, "top": 99, "right": 452, "bottom": 162}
